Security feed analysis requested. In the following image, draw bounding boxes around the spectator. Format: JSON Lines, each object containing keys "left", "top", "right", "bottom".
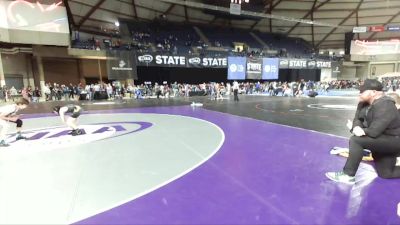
{"left": 326, "top": 79, "right": 400, "bottom": 184}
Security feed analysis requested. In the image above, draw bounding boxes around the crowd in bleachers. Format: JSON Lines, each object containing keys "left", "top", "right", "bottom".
{"left": 71, "top": 20, "right": 336, "bottom": 60}
{"left": 129, "top": 22, "right": 205, "bottom": 55}
{"left": 72, "top": 36, "right": 127, "bottom": 51}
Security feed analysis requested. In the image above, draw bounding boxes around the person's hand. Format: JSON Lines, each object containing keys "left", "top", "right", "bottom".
{"left": 346, "top": 120, "right": 353, "bottom": 130}
{"left": 353, "top": 126, "right": 366, "bottom": 137}
{"left": 7, "top": 116, "right": 19, "bottom": 122}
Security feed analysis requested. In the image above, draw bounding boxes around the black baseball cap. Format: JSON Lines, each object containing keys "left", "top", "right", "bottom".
{"left": 359, "top": 79, "right": 383, "bottom": 93}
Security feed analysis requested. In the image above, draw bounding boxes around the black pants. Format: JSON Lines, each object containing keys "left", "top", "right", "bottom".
{"left": 7, "top": 119, "right": 23, "bottom": 128}
{"left": 233, "top": 89, "right": 239, "bottom": 101}
{"left": 344, "top": 135, "right": 400, "bottom": 178}
{"left": 71, "top": 108, "right": 82, "bottom": 118}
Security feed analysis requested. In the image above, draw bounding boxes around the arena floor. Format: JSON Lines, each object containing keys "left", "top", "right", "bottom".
{"left": 1, "top": 95, "right": 399, "bottom": 225}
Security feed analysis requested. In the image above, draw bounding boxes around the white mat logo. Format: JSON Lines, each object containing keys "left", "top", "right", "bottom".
{"left": 5, "top": 122, "right": 152, "bottom": 151}
{"left": 398, "top": 202, "right": 400, "bottom": 217}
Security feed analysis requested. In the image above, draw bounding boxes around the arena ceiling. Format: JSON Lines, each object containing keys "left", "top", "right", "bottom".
{"left": 63, "top": 0, "right": 400, "bottom": 49}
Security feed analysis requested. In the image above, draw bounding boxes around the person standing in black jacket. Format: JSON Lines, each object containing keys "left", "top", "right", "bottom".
{"left": 68, "top": 83, "right": 75, "bottom": 100}
{"left": 233, "top": 81, "right": 239, "bottom": 102}
{"left": 326, "top": 79, "right": 400, "bottom": 184}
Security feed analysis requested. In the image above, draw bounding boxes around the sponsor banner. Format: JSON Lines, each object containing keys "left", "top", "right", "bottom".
{"left": 107, "top": 50, "right": 137, "bottom": 80}
{"left": 307, "top": 60, "right": 317, "bottom": 69}
{"left": 137, "top": 54, "right": 185, "bottom": 67}
{"left": 137, "top": 54, "right": 154, "bottom": 66}
{"left": 246, "top": 57, "right": 262, "bottom": 80}
{"left": 331, "top": 61, "right": 341, "bottom": 79}
{"left": 228, "top": 57, "right": 246, "bottom": 80}
{"left": 387, "top": 25, "right": 400, "bottom": 31}
{"left": 353, "top": 26, "right": 367, "bottom": 33}
{"left": 135, "top": 53, "right": 332, "bottom": 70}
{"left": 288, "top": 59, "right": 308, "bottom": 69}
{"left": 370, "top": 26, "right": 385, "bottom": 32}
{"left": 262, "top": 58, "right": 279, "bottom": 80}
{"left": 315, "top": 60, "right": 332, "bottom": 69}
{"left": 137, "top": 54, "right": 227, "bottom": 68}
{"left": 187, "top": 57, "right": 202, "bottom": 67}
{"left": 281, "top": 59, "right": 332, "bottom": 69}
{"left": 201, "top": 57, "right": 227, "bottom": 68}
{"left": 351, "top": 40, "right": 400, "bottom": 55}
{"left": 279, "top": 59, "right": 289, "bottom": 69}
{"left": 155, "top": 55, "right": 186, "bottom": 67}
{"left": 230, "top": 3, "right": 241, "bottom": 15}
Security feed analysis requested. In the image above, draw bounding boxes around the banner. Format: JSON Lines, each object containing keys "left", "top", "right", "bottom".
{"left": 246, "top": 57, "right": 262, "bottom": 79}
{"left": 156, "top": 55, "right": 186, "bottom": 67}
{"left": 188, "top": 57, "right": 227, "bottom": 68}
{"left": 315, "top": 60, "right": 332, "bottom": 68}
{"left": 353, "top": 26, "right": 367, "bottom": 33}
{"left": 387, "top": 25, "right": 400, "bottom": 31}
{"left": 107, "top": 50, "right": 137, "bottom": 80}
{"left": 289, "top": 59, "right": 308, "bottom": 69}
{"left": 370, "top": 26, "right": 385, "bottom": 32}
{"left": 331, "top": 61, "right": 341, "bottom": 79}
{"left": 307, "top": 60, "right": 316, "bottom": 69}
{"left": 279, "top": 59, "right": 289, "bottom": 69}
{"left": 307, "top": 60, "right": 332, "bottom": 69}
{"left": 228, "top": 57, "right": 246, "bottom": 80}
{"left": 230, "top": 3, "right": 241, "bottom": 15}
{"left": 262, "top": 58, "right": 279, "bottom": 80}
{"left": 137, "top": 54, "right": 186, "bottom": 67}
{"left": 135, "top": 53, "right": 331, "bottom": 70}
{"left": 351, "top": 40, "right": 400, "bottom": 55}
{"left": 136, "top": 53, "right": 227, "bottom": 68}
{"left": 187, "top": 57, "right": 202, "bottom": 67}
{"left": 137, "top": 54, "right": 155, "bottom": 66}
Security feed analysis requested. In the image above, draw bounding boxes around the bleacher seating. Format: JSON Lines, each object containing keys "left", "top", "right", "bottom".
{"left": 200, "top": 26, "right": 263, "bottom": 49}
{"left": 253, "top": 31, "right": 311, "bottom": 58}
{"left": 71, "top": 20, "right": 320, "bottom": 59}
{"left": 127, "top": 21, "right": 202, "bottom": 54}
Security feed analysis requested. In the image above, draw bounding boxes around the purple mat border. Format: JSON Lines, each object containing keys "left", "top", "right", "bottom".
{"left": 20, "top": 106, "right": 400, "bottom": 224}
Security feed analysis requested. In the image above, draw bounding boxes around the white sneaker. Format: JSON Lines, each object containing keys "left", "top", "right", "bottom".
{"left": 330, "top": 147, "right": 349, "bottom": 155}
{"left": 325, "top": 171, "right": 355, "bottom": 185}
{"left": 0, "top": 140, "right": 10, "bottom": 147}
